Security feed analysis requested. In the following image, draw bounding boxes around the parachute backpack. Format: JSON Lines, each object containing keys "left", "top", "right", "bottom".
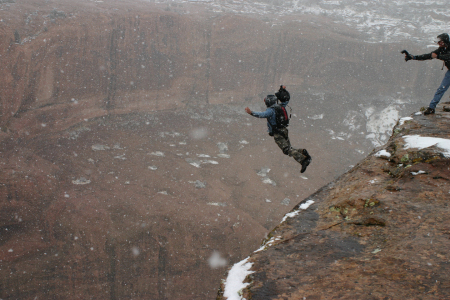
{"left": 274, "top": 86, "right": 292, "bottom": 128}
{"left": 275, "top": 86, "right": 290, "bottom": 103}
{"left": 273, "top": 104, "right": 290, "bottom": 128}
{"left": 265, "top": 94, "right": 291, "bottom": 128}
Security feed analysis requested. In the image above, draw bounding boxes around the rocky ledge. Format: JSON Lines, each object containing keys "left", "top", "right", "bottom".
{"left": 218, "top": 102, "right": 450, "bottom": 300}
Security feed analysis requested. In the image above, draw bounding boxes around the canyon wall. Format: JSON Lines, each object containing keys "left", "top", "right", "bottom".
{"left": 0, "top": 0, "right": 446, "bottom": 299}
{"left": 0, "top": 0, "right": 439, "bottom": 139}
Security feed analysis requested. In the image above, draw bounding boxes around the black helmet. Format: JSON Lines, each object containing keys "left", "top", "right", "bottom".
{"left": 437, "top": 33, "right": 449, "bottom": 44}
{"left": 264, "top": 95, "right": 277, "bottom": 107}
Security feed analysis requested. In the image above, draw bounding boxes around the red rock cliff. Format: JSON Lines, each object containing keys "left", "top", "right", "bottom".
{"left": 0, "top": 0, "right": 437, "bottom": 139}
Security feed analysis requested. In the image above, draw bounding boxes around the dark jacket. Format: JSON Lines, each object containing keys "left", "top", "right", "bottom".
{"left": 415, "top": 46, "right": 450, "bottom": 69}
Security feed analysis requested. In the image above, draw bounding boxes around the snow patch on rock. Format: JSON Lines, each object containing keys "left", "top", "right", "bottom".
{"left": 281, "top": 199, "right": 315, "bottom": 223}
{"left": 374, "top": 149, "right": 391, "bottom": 158}
{"left": 72, "top": 177, "right": 91, "bottom": 185}
{"left": 222, "top": 257, "right": 254, "bottom": 300}
{"left": 149, "top": 151, "right": 165, "bottom": 157}
{"left": 411, "top": 170, "right": 426, "bottom": 175}
{"left": 403, "top": 135, "right": 450, "bottom": 157}
{"left": 399, "top": 117, "right": 413, "bottom": 126}
{"left": 92, "top": 144, "right": 110, "bottom": 151}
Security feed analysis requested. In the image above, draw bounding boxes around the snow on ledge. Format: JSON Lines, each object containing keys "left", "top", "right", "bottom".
{"left": 374, "top": 149, "right": 391, "bottom": 158}
{"left": 223, "top": 257, "right": 254, "bottom": 300}
{"left": 411, "top": 170, "right": 426, "bottom": 176}
{"left": 281, "top": 199, "right": 315, "bottom": 223}
{"left": 403, "top": 135, "right": 450, "bottom": 157}
{"left": 253, "top": 236, "right": 282, "bottom": 253}
{"left": 223, "top": 200, "right": 315, "bottom": 298}
{"left": 399, "top": 117, "right": 413, "bottom": 126}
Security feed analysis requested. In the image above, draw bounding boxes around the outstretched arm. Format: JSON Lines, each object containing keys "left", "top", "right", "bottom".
{"left": 245, "top": 107, "right": 273, "bottom": 118}
{"left": 414, "top": 49, "right": 439, "bottom": 61}
{"left": 401, "top": 49, "right": 438, "bottom": 61}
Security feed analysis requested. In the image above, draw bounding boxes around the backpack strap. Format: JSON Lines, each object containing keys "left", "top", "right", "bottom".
{"left": 281, "top": 106, "right": 288, "bottom": 121}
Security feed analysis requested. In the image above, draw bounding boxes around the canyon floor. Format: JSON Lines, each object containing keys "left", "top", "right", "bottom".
{"left": 0, "top": 103, "right": 365, "bottom": 299}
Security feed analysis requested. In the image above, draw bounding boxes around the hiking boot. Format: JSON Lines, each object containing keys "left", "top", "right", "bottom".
{"left": 423, "top": 107, "right": 435, "bottom": 115}
{"left": 302, "top": 149, "right": 311, "bottom": 159}
{"left": 300, "top": 149, "right": 312, "bottom": 173}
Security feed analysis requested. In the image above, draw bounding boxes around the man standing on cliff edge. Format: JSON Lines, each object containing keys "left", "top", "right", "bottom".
{"left": 402, "top": 33, "right": 450, "bottom": 115}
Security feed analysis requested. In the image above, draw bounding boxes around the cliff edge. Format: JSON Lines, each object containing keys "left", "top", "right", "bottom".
{"left": 218, "top": 103, "right": 450, "bottom": 300}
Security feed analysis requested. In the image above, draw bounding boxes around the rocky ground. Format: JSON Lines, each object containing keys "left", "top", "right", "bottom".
{"left": 218, "top": 103, "right": 450, "bottom": 300}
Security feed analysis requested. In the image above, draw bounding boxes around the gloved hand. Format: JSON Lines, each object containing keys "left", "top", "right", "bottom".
{"left": 401, "top": 50, "right": 414, "bottom": 61}
{"left": 404, "top": 54, "right": 414, "bottom": 61}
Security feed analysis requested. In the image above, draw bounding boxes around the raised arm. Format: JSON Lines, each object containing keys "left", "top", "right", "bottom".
{"left": 245, "top": 107, "right": 273, "bottom": 118}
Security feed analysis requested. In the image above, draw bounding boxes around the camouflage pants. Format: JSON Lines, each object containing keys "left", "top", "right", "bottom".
{"left": 273, "top": 127, "right": 306, "bottom": 164}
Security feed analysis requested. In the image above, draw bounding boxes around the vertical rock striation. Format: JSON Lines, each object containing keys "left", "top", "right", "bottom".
{"left": 0, "top": 0, "right": 438, "bottom": 139}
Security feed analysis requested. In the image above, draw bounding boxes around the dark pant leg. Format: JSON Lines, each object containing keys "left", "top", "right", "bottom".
{"left": 289, "top": 148, "right": 306, "bottom": 164}
{"left": 273, "top": 127, "right": 305, "bottom": 163}
{"left": 273, "top": 127, "right": 291, "bottom": 154}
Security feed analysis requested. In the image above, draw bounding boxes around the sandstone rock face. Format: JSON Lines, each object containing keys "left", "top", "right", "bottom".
{"left": 218, "top": 103, "right": 450, "bottom": 299}
{"left": 0, "top": 0, "right": 440, "bottom": 139}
